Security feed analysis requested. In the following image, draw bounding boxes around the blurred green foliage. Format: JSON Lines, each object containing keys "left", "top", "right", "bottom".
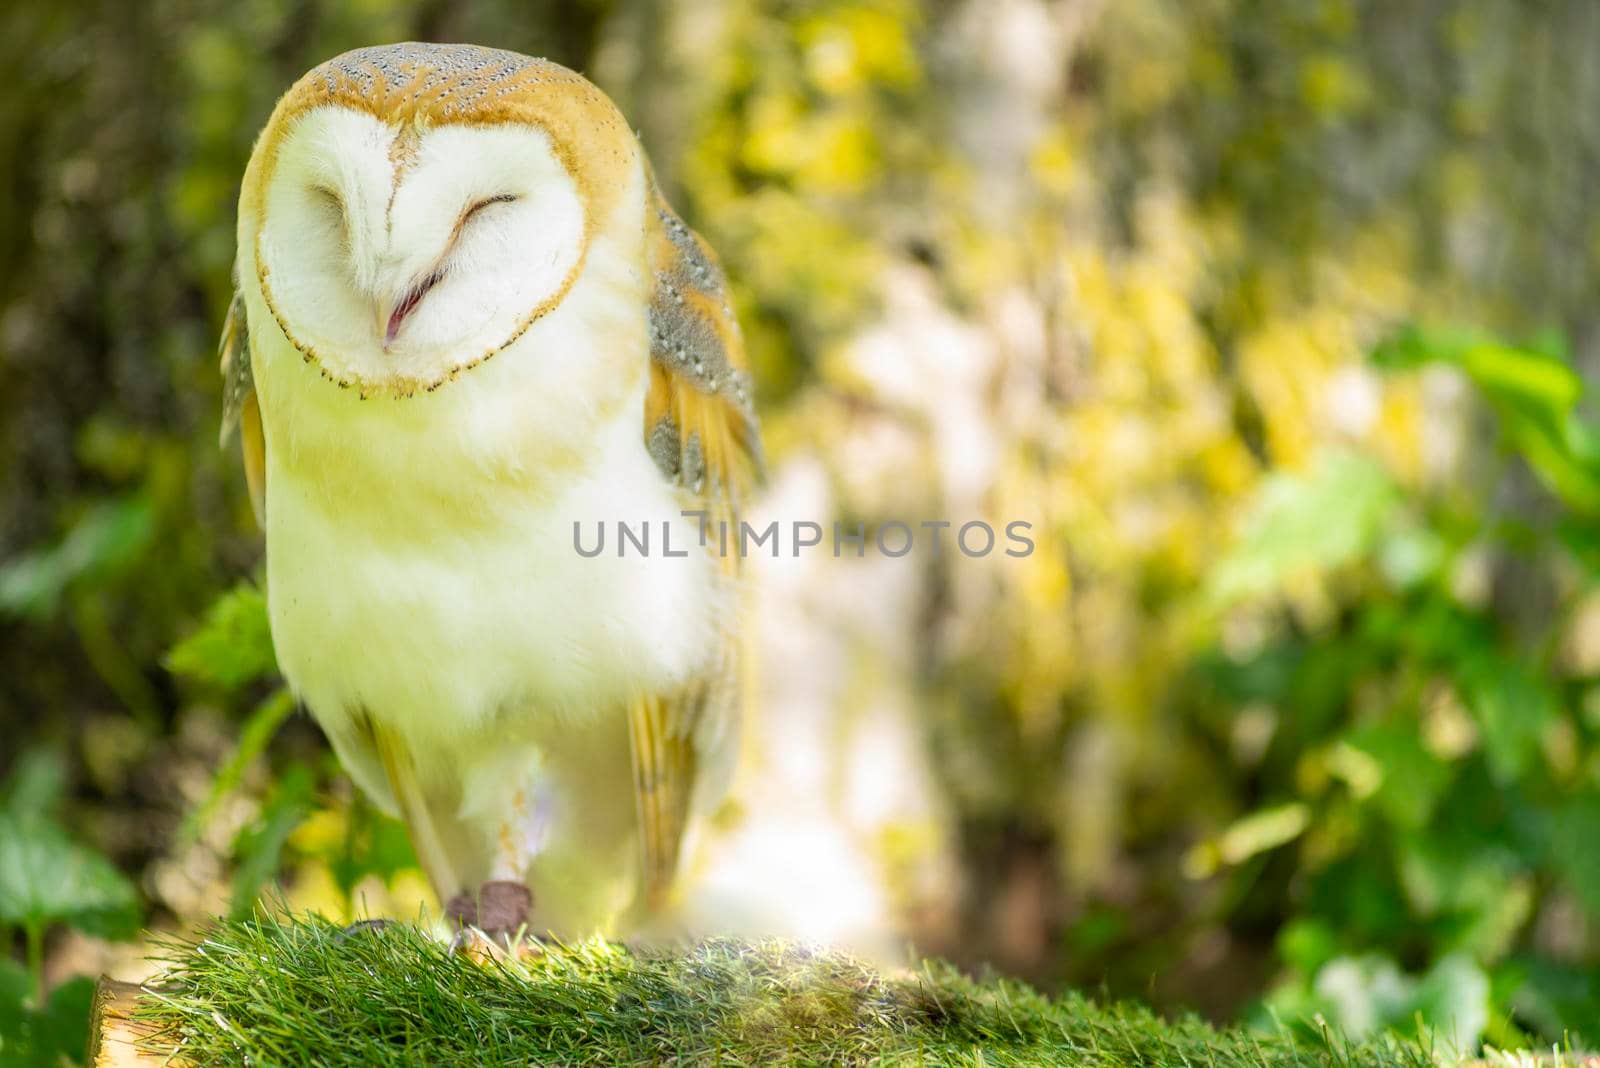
{"left": 1187, "top": 330, "right": 1600, "bottom": 1048}
{"left": 0, "top": 752, "right": 138, "bottom": 1064}
{"left": 3, "top": 0, "right": 1600, "bottom": 1061}
{"left": 0, "top": 966, "right": 96, "bottom": 1068}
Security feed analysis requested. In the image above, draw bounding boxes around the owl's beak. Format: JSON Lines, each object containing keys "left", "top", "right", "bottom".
{"left": 378, "top": 270, "right": 444, "bottom": 350}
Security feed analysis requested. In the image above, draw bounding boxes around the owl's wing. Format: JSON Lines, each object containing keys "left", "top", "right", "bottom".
{"left": 631, "top": 184, "right": 762, "bottom": 906}
{"left": 219, "top": 286, "right": 267, "bottom": 525}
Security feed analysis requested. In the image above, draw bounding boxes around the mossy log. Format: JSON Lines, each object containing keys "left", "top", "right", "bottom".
{"left": 83, "top": 915, "right": 1587, "bottom": 1067}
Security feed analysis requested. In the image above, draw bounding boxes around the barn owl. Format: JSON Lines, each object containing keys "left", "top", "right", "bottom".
{"left": 220, "top": 43, "right": 760, "bottom": 939}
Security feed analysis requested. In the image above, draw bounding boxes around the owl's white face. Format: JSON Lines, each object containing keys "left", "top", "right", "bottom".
{"left": 255, "top": 106, "right": 585, "bottom": 389}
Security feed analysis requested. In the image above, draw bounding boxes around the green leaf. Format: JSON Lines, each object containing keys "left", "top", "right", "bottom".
{"left": 0, "top": 959, "right": 34, "bottom": 1059}
{"left": 1375, "top": 524, "right": 1447, "bottom": 589}
{"left": 0, "top": 496, "right": 155, "bottom": 622}
{"left": 1497, "top": 411, "right": 1600, "bottom": 515}
{"left": 1344, "top": 722, "right": 1451, "bottom": 830}
{"left": 1372, "top": 325, "right": 1581, "bottom": 412}
{"left": 0, "top": 814, "right": 140, "bottom": 940}
{"left": 230, "top": 764, "right": 315, "bottom": 919}
{"left": 1206, "top": 802, "right": 1311, "bottom": 869}
{"left": 1510, "top": 959, "right": 1600, "bottom": 1048}
{"left": 180, "top": 688, "right": 295, "bottom": 846}
{"left": 0, "top": 968, "right": 97, "bottom": 1067}
{"left": 1277, "top": 917, "right": 1340, "bottom": 975}
{"left": 1459, "top": 342, "right": 1583, "bottom": 416}
{"left": 32, "top": 977, "right": 96, "bottom": 1066}
{"left": 1209, "top": 451, "right": 1398, "bottom": 605}
{"left": 325, "top": 798, "right": 418, "bottom": 899}
{"left": 165, "top": 581, "right": 277, "bottom": 692}
{"left": 1557, "top": 515, "right": 1600, "bottom": 581}
{"left": 1308, "top": 952, "right": 1488, "bottom": 1050}
{"left": 1370, "top": 324, "right": 1474, "bottom": 370}
{"left": 0, "top": 958, "right": 29, "bottom": 1009}
{"left": 1548, "top": 793, "right": 1600, "bottom": 920}
{"left": 1411, "top": 954, "right": 1490, "bottom": 1052}
{"left": 1311, "top": 954, "right": 1417, "bottom": 1038}
{"left": 1373, "top": 325, "right": 1600, "bottom": 513}
{"left": 1396, "top": 835, "right": 1531, "bottom": 958}
{"left": 1458, "top": 655, "right": 1556, "bottom": 782}
{"left": 0, "top": 749, "right": 68, "bottom": 821}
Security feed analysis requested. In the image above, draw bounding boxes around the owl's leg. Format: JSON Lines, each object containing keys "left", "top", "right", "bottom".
{"left": 448, "top": 758, "right": 551, "bottom": 945}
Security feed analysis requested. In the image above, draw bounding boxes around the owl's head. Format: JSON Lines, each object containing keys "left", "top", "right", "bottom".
{"left": 242, "top": 44, "right": 639, "bottom": 395}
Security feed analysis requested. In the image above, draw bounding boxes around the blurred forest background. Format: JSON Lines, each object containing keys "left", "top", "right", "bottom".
{"left": 5, "top": 0, "right": 1600, "bottom": 1060}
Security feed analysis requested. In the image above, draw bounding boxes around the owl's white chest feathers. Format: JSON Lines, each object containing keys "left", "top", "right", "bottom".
{"left": 250, "top": 233, "right": 722, "bottom": 786}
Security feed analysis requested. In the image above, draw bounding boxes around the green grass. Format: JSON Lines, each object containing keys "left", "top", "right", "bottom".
{"left": 138, "top": 913, "right": 1441, "bottom": 1066}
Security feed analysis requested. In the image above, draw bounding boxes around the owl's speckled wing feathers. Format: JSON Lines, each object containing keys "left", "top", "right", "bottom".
{"left": 631, "top": 181, "right": 761, "bottom": 904}
{"left": 219, "top": 288, "right": 265, "bottom": 523}
{"left": 642, "top": 186, "right": 761, "bottom": 507}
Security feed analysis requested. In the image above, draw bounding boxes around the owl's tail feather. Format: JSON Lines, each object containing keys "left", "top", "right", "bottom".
{"left": 627, "top": 690, "right": 700, "bottom": 911}
{"left": 370, "top": 722, "right": 461, "bottom": 904}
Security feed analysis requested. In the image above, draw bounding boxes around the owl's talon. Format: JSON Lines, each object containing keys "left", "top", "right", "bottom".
{"left": 335, "top": 918, "right": 395, "bottom": 942}
{"left": 447, "top": 925, "right": 496, "bottom": 960}
{"left": 447, "top": 924, "right": 543, "bottom": 961}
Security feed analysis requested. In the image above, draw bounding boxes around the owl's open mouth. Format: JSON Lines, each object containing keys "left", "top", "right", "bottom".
{"left": 385, "top": 269, "right": 444, "bottom": 347}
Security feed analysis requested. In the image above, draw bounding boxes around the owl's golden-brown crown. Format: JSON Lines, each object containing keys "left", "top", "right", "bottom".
{"left": 287, "top": 44, "right": 612, "bottom": 129}
{"left": 245, "top": 43, "right": 638, "bottom": 232}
